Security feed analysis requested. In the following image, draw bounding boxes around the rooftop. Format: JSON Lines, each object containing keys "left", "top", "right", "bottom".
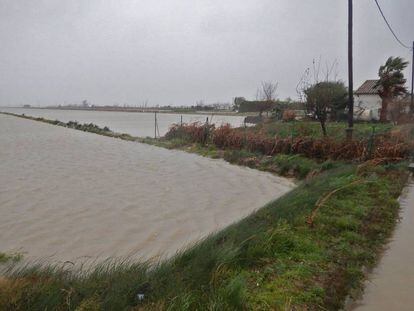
{"left": 355, "top": 80, "right": 381, "bottom": 95}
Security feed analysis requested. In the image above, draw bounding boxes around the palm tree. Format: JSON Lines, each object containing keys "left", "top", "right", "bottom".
{"left": 375, "top": 57, "right": 408, "bottom": 122}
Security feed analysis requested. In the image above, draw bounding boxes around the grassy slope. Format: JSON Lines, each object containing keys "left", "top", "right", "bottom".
{"left": 139, "top": 120, "right": 404, "bottom": 180}
{"left": 0, "top": 164, "right": 408, "bottom": 310}
{"left": 140, "top": 136, "right": 339, "bottom": 180}
{"left": 0, "top": 112, "right": 410, "bottom": 310}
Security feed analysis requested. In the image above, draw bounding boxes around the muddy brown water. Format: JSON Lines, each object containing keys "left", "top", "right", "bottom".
{"left": 0, "top": 114, "right": 294, "bottom": 263}
{"left": 350, "top": 179, "right": 414, "bottom": 310}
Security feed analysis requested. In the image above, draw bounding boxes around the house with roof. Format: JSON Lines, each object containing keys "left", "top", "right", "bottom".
{"left": 354, "top": 80, "right": 382, "bottom": 121}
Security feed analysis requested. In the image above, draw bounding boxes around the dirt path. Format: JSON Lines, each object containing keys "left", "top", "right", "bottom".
{"left": 351, "top": 176, "right": 414, "bottom": 310}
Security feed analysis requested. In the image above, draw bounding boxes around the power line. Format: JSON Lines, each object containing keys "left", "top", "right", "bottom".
{"left": 373, "top": 0, "right": 411, "bottom": 50}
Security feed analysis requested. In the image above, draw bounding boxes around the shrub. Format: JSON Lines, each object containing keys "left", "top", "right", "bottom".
{"left": 282, "top": 110, "right": 296, "bottom": 122}
{"left": 165, "top": 123, "right": 214, "bottom": 145}
{"left": 164, "top": 123, "right": 412, "bottom": 161}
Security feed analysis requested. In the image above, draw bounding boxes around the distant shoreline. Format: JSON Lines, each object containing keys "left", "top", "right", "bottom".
{"left": 5, "top": 106, "right": 257, "bottom": 117}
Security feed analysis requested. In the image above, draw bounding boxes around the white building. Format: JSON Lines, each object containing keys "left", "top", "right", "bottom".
{"left": 354, "top": 80, "right": 382, "bottom": 121}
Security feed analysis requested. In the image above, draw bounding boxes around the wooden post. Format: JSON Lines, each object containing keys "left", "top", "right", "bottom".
{"left": 154, "top": 111, "right": 157, "bottom": 139}
{"left": 244, "top": 119, "right": 247, "bottom": 147}
{"left": 203, "top": 117, "right": 209, "bottom": 145}
{"left": 367, "top": 126, "right": 376, "bottom": 160}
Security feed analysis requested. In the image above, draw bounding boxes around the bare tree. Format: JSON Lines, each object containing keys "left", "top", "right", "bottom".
{"left": 296, "top": 68, "right": 311, "bottom": 102}
{"left": 254, "top": 81, "right": 278, "bottom": 115}
{"left": 297, "top": 58, "right": 339, "bottom": 96}
{"left": 259, "top": 81, "right": 278, "bottom": 101}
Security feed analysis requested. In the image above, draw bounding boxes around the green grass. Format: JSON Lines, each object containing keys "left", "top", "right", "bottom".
{"left": 259, "top": 154, "right": 338, "bottom": 179}
{"left": 246, "top": 121, "right": 394, "bottom": 140}
{"left": 0, "top": 164, "right": 408, "bottom": 310}
{"left": 0, "top": 253, "right": 22, "bottom": 264}
{"left": 141, "top": 138, "right": 339, "bottom": 180}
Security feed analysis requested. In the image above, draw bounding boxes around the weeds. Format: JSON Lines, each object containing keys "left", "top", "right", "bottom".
{"left": 0, "top": 253, "right": 22, "bottom": 264}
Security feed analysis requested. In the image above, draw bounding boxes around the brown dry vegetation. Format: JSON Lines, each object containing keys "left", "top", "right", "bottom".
{"left": 165, "top": 122, "right": 413, "bottom": 161}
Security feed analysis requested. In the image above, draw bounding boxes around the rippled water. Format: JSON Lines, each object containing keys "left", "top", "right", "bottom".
{"left": 0, "top": 114, "right": 293, "bottom": 262}
{"left": 0, "top": 107, "right": 245, "bottom": 137}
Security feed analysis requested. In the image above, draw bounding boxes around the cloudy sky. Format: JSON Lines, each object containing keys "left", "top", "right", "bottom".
{"left": 0, "top": 0, "right": 412, "bottom": 106}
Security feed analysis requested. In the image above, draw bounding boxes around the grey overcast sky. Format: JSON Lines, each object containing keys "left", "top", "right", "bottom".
{"left": 0, "top": 0, "right": 413, "bottom": 107}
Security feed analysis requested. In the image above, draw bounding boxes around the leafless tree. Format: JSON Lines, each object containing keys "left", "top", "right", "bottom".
{"left": 259, "top": 81, "right": 278, "bottom": 101}
{"left": 252, "top": 81, "right": 279, "bottom": 115}
{"left": 296, "top": 68, "right": 311, "bottom": 102}
{"left": 297, "top": 57, "right": 339, "bottom": 94}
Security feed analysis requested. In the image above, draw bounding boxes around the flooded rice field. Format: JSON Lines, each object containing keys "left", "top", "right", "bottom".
{"left": 0, "top": 107, "right": 245, "bottom": 137}
{"left": 351, "top": 179, "right": 414, "bottom": 310}
{"left": 0, "top": 114, "right": 293, "bottom": 262}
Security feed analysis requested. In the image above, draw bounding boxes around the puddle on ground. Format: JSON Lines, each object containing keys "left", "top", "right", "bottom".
{"left": 350, "top": 178, "right": 414, "bottom": 310}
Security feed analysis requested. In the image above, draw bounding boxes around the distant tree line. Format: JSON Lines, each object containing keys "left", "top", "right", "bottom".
{"left": 233, "top": 98, "right": 276, "bottom": 113}
{"left": 234, "top": 81, "right": 282, "bottom": 114}
{"left": 233, "top": 98, "right": 304, "bottom": 113}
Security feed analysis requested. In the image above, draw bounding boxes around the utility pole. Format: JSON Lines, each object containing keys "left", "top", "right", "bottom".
{"left": 411, "top": 41, "right": 414, "bottom": 116}
{"left": 346, "top": 0, "right": 354, "bottom": 140}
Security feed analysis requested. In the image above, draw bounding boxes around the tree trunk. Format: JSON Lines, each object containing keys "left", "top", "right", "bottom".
{"left": 329, "top": 110, "right": 337, "bottom": 122}
{"left": 379, "top": 97, "right": 389, "bottom": 122}
{"left": 320, "top": 120, "right": 327, "bottom": 136}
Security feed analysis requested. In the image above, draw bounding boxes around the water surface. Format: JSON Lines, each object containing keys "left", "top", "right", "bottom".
{"left": 0, "top": 114, "right": 293, "bottom": 262}
{"left": 0, "top": 107, "right": 245, "bottom": 137}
